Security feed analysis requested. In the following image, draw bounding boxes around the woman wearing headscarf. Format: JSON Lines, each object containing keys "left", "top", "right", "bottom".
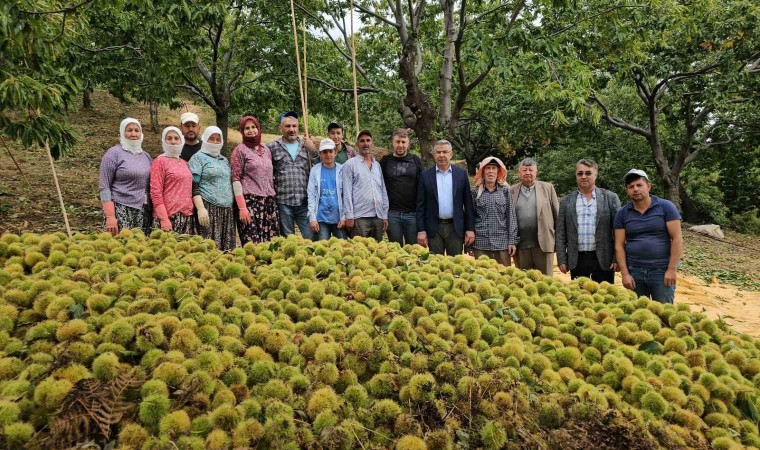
{"left": 469, "top": 156, "right": 518, "bottom": 266}
{"left": 99, "top": 118, "right": 153, "bottom": 235}
{"left": 149, "top": 126, "right": 195, "bottom": 234}
{"left": 230, "top": 116, "right": 279, "bottom": 244}
{"left": 188, "top": 126, "right": 236, "bottom": 250}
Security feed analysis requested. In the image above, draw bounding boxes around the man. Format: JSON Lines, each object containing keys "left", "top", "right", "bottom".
{"left": 470, "top": 157, "right": 517, "bottom": 266}
{"left": 416, "top": 140, "right": 475, "bottom": 255}
{"left": 614, "top": 169, "right": 682, "bottom": 303}
{"left": 509, "top": 158, "right": 559, "bottom": 275}
{"left": 327, "top": 122, "right": 357, "bottom": 164}
{"left": 341, "top": 130, "right": 389, "bottom": 241}
{"left": 179, "top": 112, "right": 202, "bottom": 162}
{"left": 267, "top": 111, "right": 318, "bottom": 240}
{"left": 307, "top": 139, "right": 346, "bottom": 240}
{"left": 380, "top": 128, "right": 422, "bottom": 246}
{"left": 556, "top": 159, "right": 621, "bottom": 283}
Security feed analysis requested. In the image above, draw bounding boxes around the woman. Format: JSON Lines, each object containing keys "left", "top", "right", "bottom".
{"left": 469, "top": 157, "right": 518, "bottom": 266}
{"left": 188, "top": 126, "right": 236, "bottom": 250}
{"left": 230, "top": 116, "right": 279, "bottom": 244}
{"left": 99, "top": 118, "right": 153, "bottom": 235}
{"left": 150, "top": 126, "right": 195, "bottom": 234}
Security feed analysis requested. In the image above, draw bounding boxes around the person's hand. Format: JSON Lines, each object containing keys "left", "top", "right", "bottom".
{"left": 464, "top": 231, "right": 475, "bottom": 246}
{"left": 337, "top": 219, "right": 345, "bottom": 229}
{"left": 383, "top": 220, "right": 388, "bottom": 232}
{"left": 664, "top": 268, "right": 677, "bottom": 286}
{"left": 310, "top": 221, "right": 320, "bottom": 233}
{"left": 559, "top": 264, "right": 568, "bottom": 274}
{"left": 102, "top": 201, "right": 119, "bottom": 236}
{"left": 622, "top": 273, "right": 636, "bottom": 290}
{"left": 345, "top": 219, "right": 355, "bottom": 229}
{"left": 238, "top": 207, "right": 251, "bottom": 225}
{"left": 303, "top": 135, "right": 317, "bottom": 152}
{"left": 197, "top": 207, "right": 210, "bottom": 228}
{"left": 610, "top": 262, "right": 619, "bottom": 272}
{"left": 159, "top": 218, "right": 172, "bottom": 232}
{"left": 417, "top": 232, "right": 428, "bottom": 248}
{"left": 508, "top": 245, "right": 516, "bottom": 257}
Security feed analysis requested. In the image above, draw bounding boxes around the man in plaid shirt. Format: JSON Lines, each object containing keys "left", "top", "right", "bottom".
{"left": 469, "top": 157, "right": 518, "bottom": 266}
{"left": 267, "top": 112, "right": 318, "bottom": 240}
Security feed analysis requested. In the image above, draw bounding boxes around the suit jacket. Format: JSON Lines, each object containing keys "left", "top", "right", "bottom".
{"left": 509, "top": 180, "right": 560, "bottom": 253}
{"left": 555, "top": 187, "right": 621, "bottom": 271}
{"left": 416, "top": 165, "right": 475, "bottom": 238}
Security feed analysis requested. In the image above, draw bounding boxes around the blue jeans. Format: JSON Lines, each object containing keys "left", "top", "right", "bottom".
{"left": 316, "top": 222, "right": 346, "bottom": 240}
{"left": 278, "top": 200, "right": 314, "bottom": 241}
{"left": 629, "top": 266, "right": 675, "bottom": 304}
{"left": 387, "top": 211, "right": 417, "bottom": 246}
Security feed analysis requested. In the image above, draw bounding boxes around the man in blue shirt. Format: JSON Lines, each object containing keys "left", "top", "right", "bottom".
{"left": 307, "top": 139, "right": 346, "bottom": 240}
{"left": 614, "top": 169, "right": 683, "bottom": 303}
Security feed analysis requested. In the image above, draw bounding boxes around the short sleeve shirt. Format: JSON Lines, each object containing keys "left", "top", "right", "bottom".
{"left": 613, "top": 195, "right": 681, "bottom": 267}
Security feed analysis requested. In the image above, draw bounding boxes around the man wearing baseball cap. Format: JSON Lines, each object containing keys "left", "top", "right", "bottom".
{"left": 613, "top": 169, "right": 683, "bottom": 303}
{"left": 307, "top": 139, "right": 347, "bottom": 240}
{"left": 179, "top": 112, "right": 202, "bottom": 162}
{"left": 327, "top": 122, "right": 356, "bottom": 164}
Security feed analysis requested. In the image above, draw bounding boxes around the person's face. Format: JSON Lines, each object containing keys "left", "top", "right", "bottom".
{"left": 181, "top": 121, "right": 199, "bottom": 141}
{"left": 576, "top": 164, "right": 597, "bottom": 190}
{"left": 280, "top": 117, "right": 299, "bottom": 141}
{"left": 320, "top": 149, "right": 336, "bottom": 165}
{"left": 519, "top": 164, "right": 537, "bottom": 186}
{"left": 432, "top": 145, "right": 452, "bottom": 168}
{"left": 392, "top": 136, "right": 409, "bottom": 156}
{"left": 124, "top": 123, "right": 141, "bottom": 140}
{"left": 329, "top": 128, "right": 344, "bottom": 146}
{"left": 626, "top": 178, "right": 651, "bottom": 201}
{"left": 483, "top": 165, "right": 498, "bottom": 184}
{"left": 165, "top": 131, "right": 181, "bottom": 145}
{"left": 356, "top": 135, "right": 373, "bottom": 155}
{"left": 243, "top": 120, "right": 259, "bottom": 138}
{"left": 207, "top": 133, "right": 222, "bottom": 144}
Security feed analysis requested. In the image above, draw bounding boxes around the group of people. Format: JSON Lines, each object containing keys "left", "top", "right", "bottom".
{"left": 99, "top": 112, "right": 683, "bottom": 303}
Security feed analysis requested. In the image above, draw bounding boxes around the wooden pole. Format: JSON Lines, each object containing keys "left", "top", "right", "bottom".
{"left": 302, "top": 18, "right": 310, "bottom": 136}
{"left": 289, "top": 0, "right": 307, "bottom": 132}
{"left": 46, "top": 142, "right": 72, "bottom": 238}
{"left": 349, "top": 0, "right": 360, "bottom": 133}
{"left": 0, "top": 136, "right": 32, "bottom": 190}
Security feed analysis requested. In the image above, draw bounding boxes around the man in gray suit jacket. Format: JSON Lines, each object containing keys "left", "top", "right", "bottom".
{"left": 556, "top": 159, "right": 621, "bottom": 283}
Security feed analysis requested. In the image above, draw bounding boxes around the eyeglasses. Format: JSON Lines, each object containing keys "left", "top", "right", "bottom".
{"left": 576, "top": 171, "right": 594, "bottom": 177}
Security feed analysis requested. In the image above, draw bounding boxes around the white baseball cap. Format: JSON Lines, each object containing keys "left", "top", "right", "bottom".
{"left": 319, "top": 139, "right": 336, "bottom": 152}
{"left": 624, "top": 169, "right": 649, "bottom": 184}
{"left": 180, "top": 112, "right": 200, "bottom": 124}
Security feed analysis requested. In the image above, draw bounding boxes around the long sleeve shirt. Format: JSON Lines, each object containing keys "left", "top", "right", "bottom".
{"left": 436, "top": 165, "right": 454, "bottom": 219}
{"left": 472, "top": 184, "right": 518, "bottom": 251}
{"left": 150, "top": 155, "right": 194, "bottom": 217}
{"left": 230, "top": 143, "right": 276, "bottom": 197}
{"left": 341, "top": 156, "right": 389, "bottom": 220}
{"left": 188, "top": 152, "right": 233, "bottom": 207}
{"left": 267, "top": 137, "right": 316, "bottom": 206}
{"left": 99, "top": 145, "right": 153, "bottom": 209}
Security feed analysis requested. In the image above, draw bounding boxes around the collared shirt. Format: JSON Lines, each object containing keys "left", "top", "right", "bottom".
{"left": 613, "top": 195, "right": 681, "bottom": 268}
{"left": 335, "top": 143, "right": 357, "bottom": 165}
{"left": 472, "top": 185, "right": 518, "bottom": 251}
{"left": 576, "top": 189, "right": 597, "bottom": 251}
{"left": 520, "top": 184, "right": 535, "bottom": 198}
{"left": 436, "top": 165, "right": 454, "bottom": 219}
{"left": 341, "top": 156, "right": 389, "bottom": 220}
{"left": 267, "top": 137, "right": 314, "bottom": 206}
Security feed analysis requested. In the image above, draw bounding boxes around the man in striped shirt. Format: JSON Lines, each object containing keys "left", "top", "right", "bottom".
{"left": 341, "top": 130, "right": 389, "bottom": 241}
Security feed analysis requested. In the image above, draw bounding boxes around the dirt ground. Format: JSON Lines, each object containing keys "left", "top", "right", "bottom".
{"left": 1, "top": 91, "right": 758, "bottom": 336}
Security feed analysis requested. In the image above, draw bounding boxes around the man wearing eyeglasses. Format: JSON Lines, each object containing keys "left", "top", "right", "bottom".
{"left": 555, "top": 159, "right": 621, "bottom": 283}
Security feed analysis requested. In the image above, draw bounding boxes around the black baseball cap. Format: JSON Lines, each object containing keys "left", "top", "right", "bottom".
{"left": 280, "top": 111, "right": 298, "bottom": 120}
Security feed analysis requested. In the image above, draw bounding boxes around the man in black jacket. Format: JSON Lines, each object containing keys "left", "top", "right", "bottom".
{"left": 380, "top": 129, "right": 422, "bottom": 246}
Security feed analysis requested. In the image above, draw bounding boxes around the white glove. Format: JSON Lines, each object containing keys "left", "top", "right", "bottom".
{"left": 193, "top": 195, "right": 210, "bottom": 228}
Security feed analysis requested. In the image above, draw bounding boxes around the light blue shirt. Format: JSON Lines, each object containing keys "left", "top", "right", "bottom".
{"left": 284, "top": 142, "right": 299, "bottom": 161}
{"left": 576, "top": 189, "right": 597, "bottom": 251}
{"left": 341, "top": 156, "right": 389, "bottom": 220}
{"left": 436, "top": 165, "right": 454, "bottom": 219}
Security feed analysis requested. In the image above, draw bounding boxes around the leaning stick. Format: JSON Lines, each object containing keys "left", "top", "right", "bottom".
{"left": 46, "top": 142, "right": 72, "bottom": 238}
{"left": 349, "top": 0, "right": 360, "bottom": 133}
{"left": 302, "top": 18, "right": 310, "bottom": 136}
{"left": 289, "top": 0, "right": 307, "bottom": 132}
{"left": 0, "top": 136, "right": 32, "bottom": 190}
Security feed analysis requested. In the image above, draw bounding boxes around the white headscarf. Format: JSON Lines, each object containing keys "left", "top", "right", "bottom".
{"left": 119, "top": 118, "right": 144, "bottom": 154}
{"left": 200, "top": 126, "right": 224, "bottom": 157}
{"left": 161, "top": 126, "right": 185, "bottom": 158}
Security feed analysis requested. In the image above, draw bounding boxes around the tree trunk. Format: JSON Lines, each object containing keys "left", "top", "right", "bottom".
{"left": 678, "top": 181, "right": 702, "bottom": 224}
{"left": 398, "top": 42, "right": 437, "bottom": 166}
{"left": 216, "top": 109, "right": 229, "bottom": 155}
{"left": 660, "top": 172, "right": 682, "bottom": 211}
{"left": 438, "top": 0, "right": 456, "bottom": 131}
{"left": 83, "top": 88, "right": 92, "bottom": 109}
{"left": 149, "top": 101, "right": 159, "bottom": 131}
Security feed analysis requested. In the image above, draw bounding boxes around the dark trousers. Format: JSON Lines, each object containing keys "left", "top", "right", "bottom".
{"left": 429, "top": 222, "right": 463, "bottom": 256}
{"left": 351, "top": 217, "right": 384, "bottom": 241}
{"left": 571, "top": 251, "right": 614, "bottom": 283}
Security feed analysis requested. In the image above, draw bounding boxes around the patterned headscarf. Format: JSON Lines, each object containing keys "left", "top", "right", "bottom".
{"left": 239, "top": 116, "right": 262, "bottom": 149}
{"left": 473, "top": 156, "right": 508, "bottom": 199}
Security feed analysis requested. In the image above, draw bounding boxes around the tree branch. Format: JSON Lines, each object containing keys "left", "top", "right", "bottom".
{"left": 307, "top": 76, "right": 380, "bottom": 94}
{"left": 589, "top": 96, "right": 651, "bottom": 138}
{"left": 632, "top": 73, "right": 651, "bottom": 107}
{"left": 178, "top": 77, "right": 217, "bottom": 112}
{"left": 549, "top": 5, "right": 646, "bottom": 37}
{"left": 354, "top": 3, "right": 400, "bottom": 28}
{"left": 72, "top": 43, "right": 143, "bottom": 54}
{"left": 652, "top": 61, "right": 722, "bottom": 101}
